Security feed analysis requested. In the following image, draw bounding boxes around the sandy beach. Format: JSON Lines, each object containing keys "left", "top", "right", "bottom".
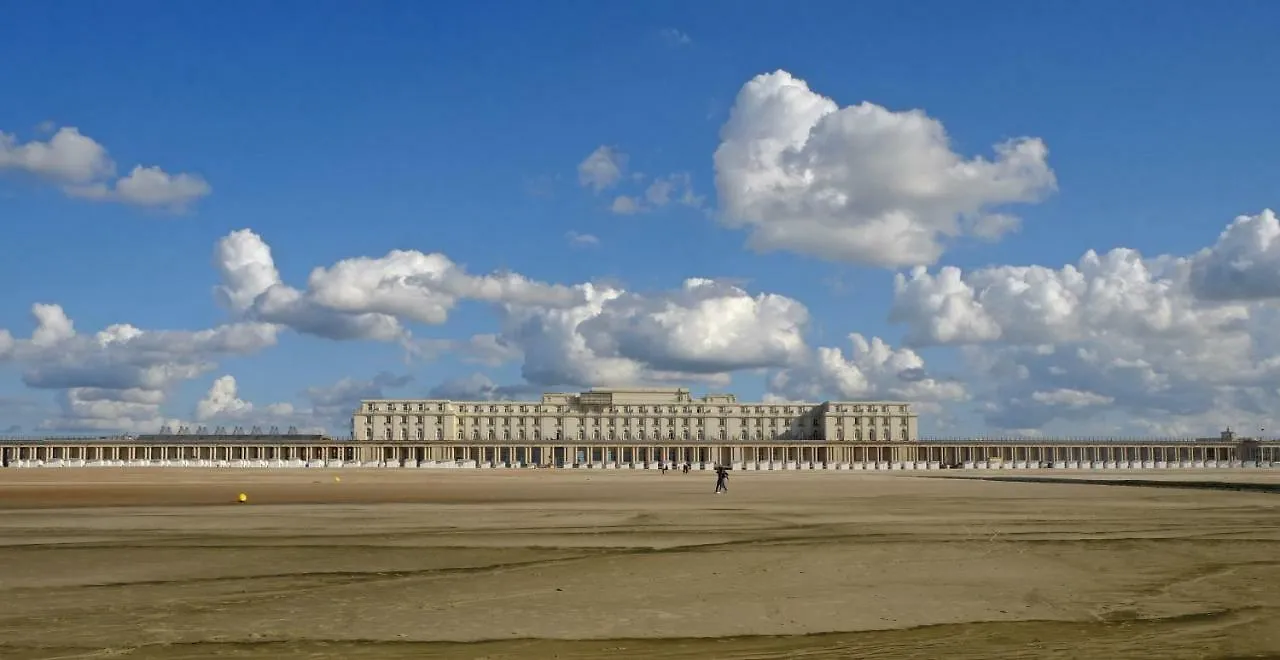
{"left": 0, "top": 468, "right": 1277, "bottom": 659}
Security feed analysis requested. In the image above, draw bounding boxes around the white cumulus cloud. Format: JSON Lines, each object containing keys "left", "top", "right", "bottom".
{"left": 212, "top": 228, "right": 580, "bottom": 342}
{"left": 0, "top": 125, "right": 211, "bottom": 210}
{"left": 889, "top": 208, "right": 1280, "bottom": 433}
{"left": 714, "top": 70, "right": 1056, "bottom": 267}
{"left": 0, "top": 303, "right": 278, "bottom": 432}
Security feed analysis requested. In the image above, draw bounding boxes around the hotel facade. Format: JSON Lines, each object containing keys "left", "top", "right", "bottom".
{"left": 354, "top": 387, "right": 917, "bottom": 444}
{"left": 351, "top": 387, "right": 916, "bottom": 466}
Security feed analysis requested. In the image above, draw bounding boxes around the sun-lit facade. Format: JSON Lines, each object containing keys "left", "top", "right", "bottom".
{"left": 351, "top": 387, "right": 919, "bottom": 445}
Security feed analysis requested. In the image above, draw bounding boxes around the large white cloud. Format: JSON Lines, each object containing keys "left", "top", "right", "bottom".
{"left": 714, "top": 70, "right": 1056, "bottom": 267}
{"left": 213, "top": 229, "right": 580, "bottom": 342}
{"left": 1188, "top": 209, "right": 1280, "bottom": 301}
{"left": 0, "top": 127, "right": 114, "bottom": 183}
{"left": 496, "top": 278, "right": 815, "bottom": 388}
{"left": 767, "top": 334, "right": 968, "bottom": 412}
{"left": 890, "top": 249, "right": 1242, "bottom": 347}
{"left": 0, "top": 303, "right": 278, "bottom": 432}
{"left": 0, "top": 126, "right": 211, "bottom": 210}
{"left": 195, "top": 375, "right": 287, "bottom": 422}
{"left": 213, "top": 229, "right": 877, "bottom": 395}
{"left": 890, "top": 208, "right": 1280, "bottom": 433}
{"left": 575, "top": 278, "right": 809, "bottom": 375}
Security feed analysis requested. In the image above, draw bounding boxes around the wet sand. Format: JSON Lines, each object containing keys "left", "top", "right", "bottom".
{"left": 0, "top": 469, "right": 1277, "bottom": 659}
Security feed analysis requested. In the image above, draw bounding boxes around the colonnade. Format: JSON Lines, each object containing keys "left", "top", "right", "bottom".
{"left": 2, "top": 440, "right": 1278, "bottom": 468}
{"left": 1, "top": 444, "right": 358, "bottom": 464}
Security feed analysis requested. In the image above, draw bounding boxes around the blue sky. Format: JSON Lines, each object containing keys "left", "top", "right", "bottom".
{"left": 2, "top": 2, "right": 1279, "bottom": 437}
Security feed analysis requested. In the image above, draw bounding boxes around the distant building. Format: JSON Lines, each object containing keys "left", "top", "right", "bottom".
{"left": 351, "top": 387, "right": 918, "bottom": 444}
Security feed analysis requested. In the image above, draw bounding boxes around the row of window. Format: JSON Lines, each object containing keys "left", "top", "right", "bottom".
{"left": 364, "top": 415, "right": 908, "bottom": 428}
{"left": 363, "top": 402, "right": 912, "bottom": 415}
{"left": 361, "top": 427, "right": 909, "bottom": 442}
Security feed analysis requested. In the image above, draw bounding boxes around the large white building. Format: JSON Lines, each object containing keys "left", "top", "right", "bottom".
{"left": 352, "top": 387, "right": 918, "bottom": 444}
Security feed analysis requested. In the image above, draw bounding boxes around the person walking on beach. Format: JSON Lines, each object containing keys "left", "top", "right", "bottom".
{"left": 714, "top": 465, "right": 729, "bottom": 494}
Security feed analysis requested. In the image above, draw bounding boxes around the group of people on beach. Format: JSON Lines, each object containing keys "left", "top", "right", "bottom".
{"left": 657, "top": 461, "right": 731, "bottom": 494}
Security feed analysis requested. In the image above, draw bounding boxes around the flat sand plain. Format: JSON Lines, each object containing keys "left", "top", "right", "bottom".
{"left": 0, "top": 469, "right": 1277, "bottom": 659}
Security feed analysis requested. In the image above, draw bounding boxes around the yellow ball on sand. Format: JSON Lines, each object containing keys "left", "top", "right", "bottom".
{"left": 237, "top": 493, "right": 248, "bottom": 503}
{"left": 334, "top": 476, "right": 341, "bottom": 483}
